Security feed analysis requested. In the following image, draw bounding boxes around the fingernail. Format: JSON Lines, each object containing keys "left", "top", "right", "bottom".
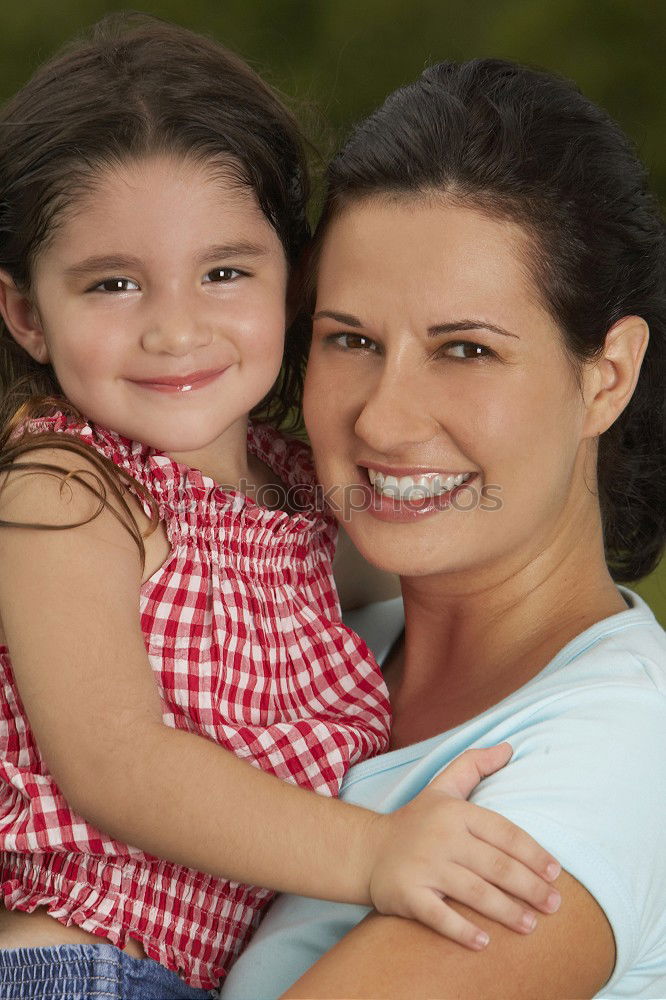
{"left": 546, "top": 891, "right": 561, "bottom": 912}
{"left": 474, "top": 931, "right": 490, "bottom": 949}
{"left": 545, "top": 862, "right": 561, "bottom": 880}
{"left": 520, "top": 912, "right": 537, "bottom": 932}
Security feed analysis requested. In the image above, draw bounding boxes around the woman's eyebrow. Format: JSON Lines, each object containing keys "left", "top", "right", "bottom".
{"left": 312, "top": 313, "right": 518, "bottom": 339}
{"left": 312, "top": 310, "right": 363, "bottom": 328}
{"left": 428, "top": 320, "right": 519, "bottom": 339}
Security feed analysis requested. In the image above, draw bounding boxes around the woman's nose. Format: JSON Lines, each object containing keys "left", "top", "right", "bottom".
{"left": 353, "top": 368, "right": 440, "bottom": 455}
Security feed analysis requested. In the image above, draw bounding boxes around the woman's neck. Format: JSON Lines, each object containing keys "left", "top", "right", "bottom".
{"left": 386, "top": 521, "right": 627, "bottom": 748}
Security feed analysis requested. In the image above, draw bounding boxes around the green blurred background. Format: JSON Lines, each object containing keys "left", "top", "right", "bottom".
{"left": 1, "top": 0, "right": 664, "bottom": 622}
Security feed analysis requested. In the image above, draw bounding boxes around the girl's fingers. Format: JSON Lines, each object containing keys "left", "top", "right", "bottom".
{"left": 459, "top": 840, "right": 562, "bottom": 915}
{"left": 407, "top": 888, "right": 491, "bottom": 951}
{"left": 465, "top": 806, "right": 561, "bottom": 882}
{"left": 429, "top": 862, "right": 545, "bottom": 934}
{"left": 428, "top": 743, "right": 514, "bottom": 801}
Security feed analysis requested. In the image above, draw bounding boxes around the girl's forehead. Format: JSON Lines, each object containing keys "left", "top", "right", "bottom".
{"left": 74, "top": 154, "right": 259, "bottom": 215}
{"left": 36, "top": 154, "right": 281, "bottom": 266}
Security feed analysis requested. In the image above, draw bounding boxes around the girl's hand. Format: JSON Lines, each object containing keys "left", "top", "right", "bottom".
{"left": 367, "top": 743, "right": 562, "bottom": 949}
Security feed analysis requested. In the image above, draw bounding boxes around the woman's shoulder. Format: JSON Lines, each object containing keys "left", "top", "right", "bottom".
{"left": 537, "top": 587, "right": 666, "bottom": 700}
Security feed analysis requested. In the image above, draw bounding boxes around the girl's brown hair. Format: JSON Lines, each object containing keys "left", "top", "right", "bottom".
{"left": 0, "top": 14, "right": 312, "bottom": 562}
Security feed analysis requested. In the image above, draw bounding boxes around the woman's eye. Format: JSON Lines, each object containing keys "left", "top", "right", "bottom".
{"left": 203, "top": 267, "right": 243, "bottom": 283}
{"left": 441, "top": 341, "right": 494, "bottom": 360}
{"left": 328, "top": 332, "right": 377, "bottom": 352}
{"left": 90, "top": 278, "right": 139, "bottom": 293}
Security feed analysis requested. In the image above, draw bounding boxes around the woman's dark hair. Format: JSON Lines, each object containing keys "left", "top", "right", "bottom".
{"left": 311, "top": 58, "right": 665, "bottom": 582}
{"left": 0, "top": 13, "right": 312, "bottom": 561}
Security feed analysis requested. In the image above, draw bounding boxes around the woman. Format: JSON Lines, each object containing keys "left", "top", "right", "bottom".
{"left": 222, "top": 59, "right": 666, "bottom": 998}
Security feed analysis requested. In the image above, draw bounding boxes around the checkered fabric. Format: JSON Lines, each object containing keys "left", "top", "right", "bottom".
{"left": 0, "top": 412, "right": 391, "bottom": 989}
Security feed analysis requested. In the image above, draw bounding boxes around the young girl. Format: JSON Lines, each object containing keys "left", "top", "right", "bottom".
{"left": 0, "top": 16, "right": 561, "bottom": 999}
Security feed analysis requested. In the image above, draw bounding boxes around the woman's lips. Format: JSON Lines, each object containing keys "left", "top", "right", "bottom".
{"left": 355, "top": 471, "right": 478, "bottom": 522}
{"left": 130, "top": 367, "right": 229, "bottom": 393}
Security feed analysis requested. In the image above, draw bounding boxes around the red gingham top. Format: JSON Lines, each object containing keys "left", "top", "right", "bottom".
{"left": 0, "top": 411, "right": 391, "bottom": 989}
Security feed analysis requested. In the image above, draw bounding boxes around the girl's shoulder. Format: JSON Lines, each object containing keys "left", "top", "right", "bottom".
{"left": 15, "top": 409, "right": 155, "bottom": 488}
{"left": 11, "top": 409, "right": 166, "bottom": 522}
{"left": 248, "top": 422, "right": 318, "bottom": 491}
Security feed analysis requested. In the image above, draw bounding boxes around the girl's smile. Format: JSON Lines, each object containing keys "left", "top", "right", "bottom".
{"left": 128, "top": 365, "right": 232, "bottom": 393}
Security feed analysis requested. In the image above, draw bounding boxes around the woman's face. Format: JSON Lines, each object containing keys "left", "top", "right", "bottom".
{"left": 304, "top": 197, "right": 597, "bottom": 579}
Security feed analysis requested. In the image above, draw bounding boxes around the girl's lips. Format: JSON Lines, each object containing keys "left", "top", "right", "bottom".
{"left": 130, "top": 367, "right": 229, "bottom": 393}
{"left": 355, "top": 472, "right": 479, "bottom": 523}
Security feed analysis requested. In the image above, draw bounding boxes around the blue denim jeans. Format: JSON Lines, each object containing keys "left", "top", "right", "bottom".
{"left": 0, "top": 943, "right": 216, "bottom": 999}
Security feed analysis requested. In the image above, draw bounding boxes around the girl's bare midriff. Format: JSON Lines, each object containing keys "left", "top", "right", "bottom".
{"left": 0, "top": 901, "right": 147, "bottom": 958}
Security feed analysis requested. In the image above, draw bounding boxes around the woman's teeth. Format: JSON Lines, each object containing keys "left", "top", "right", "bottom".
{"left": 367, "top": 469, "right": 471, "bottom": 499}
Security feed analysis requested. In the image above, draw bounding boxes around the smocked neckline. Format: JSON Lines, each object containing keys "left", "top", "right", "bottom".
{"left": 147, "top": 423, "right": 321, "bottom": 530}
{"left": 23, "top": 412, "right": 324, "bottom": 530}
{"left": 147, "top": 422, "right": 298, "bottom": 492}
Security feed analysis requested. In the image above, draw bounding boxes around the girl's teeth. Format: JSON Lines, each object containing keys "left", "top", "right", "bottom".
{"left": 367, "top": 469, "right": 471, "bottom": 499}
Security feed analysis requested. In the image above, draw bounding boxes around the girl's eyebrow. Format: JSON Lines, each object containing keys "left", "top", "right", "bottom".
{"left": 196, "top": 241, "right": 270, "bottom": 265}
{"left": 312, "top": 312, "right": 518, "bottom": 339}
{"left": 64, "top": 253, "right": 143, "bottom": 277}
{"left": 63, "top": 242, "right": 270, "bottom": 278}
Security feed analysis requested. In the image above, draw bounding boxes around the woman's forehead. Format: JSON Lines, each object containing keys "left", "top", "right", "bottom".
{"left": 320, "top": 197, "right": 531, "bottom": 276}
{"left": 315, "top": 197, "right": 551, "bottom": 330}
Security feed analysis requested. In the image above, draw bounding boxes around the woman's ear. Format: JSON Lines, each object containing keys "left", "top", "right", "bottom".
{"left": 581, "top": 316, "right": 649, "bottom": 438}
{"left": 0, "top": 269, "right": 50, "bottom": 364}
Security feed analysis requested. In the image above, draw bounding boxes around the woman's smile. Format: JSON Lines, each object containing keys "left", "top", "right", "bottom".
{"left": 356, "top": 465, "right": 477, "bottom": 522}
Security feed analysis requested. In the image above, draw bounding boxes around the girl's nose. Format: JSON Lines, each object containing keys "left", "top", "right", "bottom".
{"left": 141, "top": 306, "right": 213, "bottom": 357}
{"left": 353, "top": 368, "right": 440, "bottom": 455}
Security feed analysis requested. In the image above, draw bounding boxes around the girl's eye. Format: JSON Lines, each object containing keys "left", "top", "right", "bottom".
{"left": 203, "top": 267, "right": 243, "bottom": 283}
{"left": 440, "top": 341, "right": 495, "bottom": 360}
{"left": 328, "top": 332, "right": 378, "bottom": 352}
{"left": 90, "top": 278, "right": 139, "bottom": 293}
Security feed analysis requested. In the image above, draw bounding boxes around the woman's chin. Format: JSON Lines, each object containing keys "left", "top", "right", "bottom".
{"left": 341, "top": 518, "right": 476, "bottom": 579}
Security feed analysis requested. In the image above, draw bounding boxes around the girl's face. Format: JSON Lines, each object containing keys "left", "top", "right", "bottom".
{"left": 26, "top": 154, "right": 288, "bottom": 456}
{"left": 304, "top": 197, "right": 598, "bottom": 580}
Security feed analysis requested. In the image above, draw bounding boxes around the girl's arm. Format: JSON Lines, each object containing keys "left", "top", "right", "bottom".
{"left": 0, "top": 450, "right": 559, "bottom": 943}
{"left": 281, "top": 870, "right": 615, "bottom": 999}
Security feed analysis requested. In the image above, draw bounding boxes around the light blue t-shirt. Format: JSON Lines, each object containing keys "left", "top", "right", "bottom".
{"left": 222, "top": 589, "right": 666, "bottom": 1000}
